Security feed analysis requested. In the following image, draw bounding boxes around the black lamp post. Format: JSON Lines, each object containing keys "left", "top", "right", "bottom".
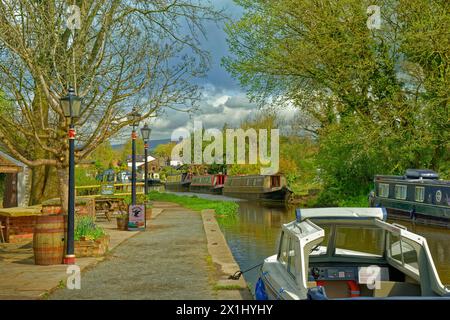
{"left": 128, "top": 107, "right": 141, "bottom": 206}
{"left": 140, "top": 123, "right": 151, "bottom": 196}
{"left": 60, "top": 86, "right": 81, "bottom": 265}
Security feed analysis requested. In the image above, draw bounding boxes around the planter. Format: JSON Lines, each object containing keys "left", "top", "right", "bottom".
{"left": 116, "top": 216, "right": 128, "bottom": 230}
{"left": 41, "top": 206, "right": 63, "bottom": 215}
{"left": 74, "top": 234, "right": 110, "bottom": 257}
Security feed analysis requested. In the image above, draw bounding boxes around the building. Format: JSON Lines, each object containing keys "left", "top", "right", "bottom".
{"left": 0, "top": 151, "right": 31, "bottom": 208}
{"left": 126, "top": 154, "right": 166, "bottom": 175}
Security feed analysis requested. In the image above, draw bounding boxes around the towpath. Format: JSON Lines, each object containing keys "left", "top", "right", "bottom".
{"left": 50, "top": 202, "right": 251, "bottom": 300}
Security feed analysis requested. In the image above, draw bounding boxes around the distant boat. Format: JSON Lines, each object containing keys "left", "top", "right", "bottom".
{"left": 163, "top": 172, "right": 192, "bottom": 191}
{"left": 369, "top": 169, "right": 450, "bottom": 226}
{"left": 189, "top": 174, "right": 226, "bottom": 194}
{"left": 146, "top": 173, "right": 162, "bottom": 186}
{"left": 256, "top": 207, "right": 450, "bottom": 300}
{"left": 222, "top": 174, "right": 292, "bottom": 202}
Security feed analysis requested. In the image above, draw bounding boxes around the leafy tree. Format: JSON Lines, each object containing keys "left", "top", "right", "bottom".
{"left": 88, "top": 141, "right": 116, "bottom": 170}
{"left": 0, "top": 1, "right": 221, "bottom": 209}
{"left": 153, "top": 142, "right": 176, "bottom": 165}
{"left": 224, "top": 0, "right": 449, "bottom": 203}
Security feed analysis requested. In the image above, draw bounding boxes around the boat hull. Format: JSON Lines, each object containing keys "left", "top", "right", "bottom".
{"left": 147, "top": 179, "right": 162, "bottom": 186}
{"left": 164, "top": 182, "right": 190, "bottom": 192}
{"left": 372, "top": 197, "right": 450, "bottom": 228}
{"left": 189, "top": 185, "right": 223, "bottom": 194}
{"left": 223, "top": 187, "right": 291, "bottom": 202}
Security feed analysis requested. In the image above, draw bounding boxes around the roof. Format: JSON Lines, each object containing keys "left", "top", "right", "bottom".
{"left": 126, "top": 155, "right": 156, "bottom": 162}
{"left": 0, "top": 150, "right": 27, "bottom": 173}
{"left": 295, "top": 207, "right": 387, "bottom": 222}
{"left": 0, "top": 150, "right": 27, "bottom": 168}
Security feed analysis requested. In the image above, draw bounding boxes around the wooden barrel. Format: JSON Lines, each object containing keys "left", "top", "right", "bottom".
{"left": 33, "top": 215, "right": 65, "bottom": 265}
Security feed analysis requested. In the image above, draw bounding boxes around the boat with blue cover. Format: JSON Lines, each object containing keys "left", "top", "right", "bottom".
{"left": 256, "top": 207, "right": 450, "bottom": 300}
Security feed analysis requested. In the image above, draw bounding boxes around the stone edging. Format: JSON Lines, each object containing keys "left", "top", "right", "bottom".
{"left": 201, "top": 209, "right": 247, "bottom": 289}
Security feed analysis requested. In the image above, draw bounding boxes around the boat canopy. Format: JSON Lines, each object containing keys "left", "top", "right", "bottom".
{"left": 295, "top": 207, "right": 387, "bottom": 222}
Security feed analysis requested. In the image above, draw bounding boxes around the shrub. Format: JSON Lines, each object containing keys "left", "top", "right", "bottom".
{"left": 74, "top": 216, "right": 106, "bottom": 241}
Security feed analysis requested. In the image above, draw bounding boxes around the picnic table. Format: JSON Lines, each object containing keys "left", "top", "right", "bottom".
{"left": 0, "top": 206, "right": 44, "bottom": 243}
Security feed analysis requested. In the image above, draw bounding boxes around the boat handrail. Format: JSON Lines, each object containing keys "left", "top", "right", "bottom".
{"left": 295, "top": 207, "right": 387, "bottom": 222}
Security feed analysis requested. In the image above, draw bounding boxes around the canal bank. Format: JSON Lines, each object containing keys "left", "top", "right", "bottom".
{"left": 49, "top": 201, "right": 251, "bottom": 300}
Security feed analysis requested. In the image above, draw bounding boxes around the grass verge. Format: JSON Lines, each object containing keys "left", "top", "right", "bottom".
{"left": 146, "top": 191, "right": 239, "bottom": 216}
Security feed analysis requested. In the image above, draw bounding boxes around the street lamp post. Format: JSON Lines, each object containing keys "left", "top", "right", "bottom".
{"left": 140, "top": 123, "right": 151, "bottom": 196}
{"left": 128, "top": 107, "right": 141, "bottom": 206}
{"left": 60, "top": 86, "right": 82, "bottom": 265}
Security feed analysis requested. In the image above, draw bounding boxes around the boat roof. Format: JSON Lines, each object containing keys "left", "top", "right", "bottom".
{"left": 295, "top": 207, "right": 387, "bottom": 222}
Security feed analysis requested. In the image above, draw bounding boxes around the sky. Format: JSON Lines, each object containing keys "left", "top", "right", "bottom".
{"left": 145, "top": 0, "right": 259, "bottom": 140}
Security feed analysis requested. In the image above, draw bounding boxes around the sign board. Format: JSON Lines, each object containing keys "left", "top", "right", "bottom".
{"left": 128, "top": 205, "right": 145, "bottom": 231}
{"left": 100, "top": 184, "right": 114, "bottom": 195}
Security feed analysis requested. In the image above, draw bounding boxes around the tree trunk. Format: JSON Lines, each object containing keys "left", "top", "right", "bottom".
{"left": 29, "top": 165, "right": 60, "bottom": 205}
{"left": 29, "top": 86, "right": 54, "bottom": 205}
{"left": 57, "top": 166, "right": 69, "bottom": 214}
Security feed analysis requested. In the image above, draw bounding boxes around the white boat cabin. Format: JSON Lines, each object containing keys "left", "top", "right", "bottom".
{"left": 260, "top": 208, "right": 450, "bottom": 300}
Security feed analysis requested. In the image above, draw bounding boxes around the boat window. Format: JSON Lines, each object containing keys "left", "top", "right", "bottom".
{"left": 395, "top": 185, "right": 407, "bottom": 200}
{"left": 334, "top": 226, "right": 384, "bottom": 257}
{"left": 402, "top": 240, "right": 420, "bottom": 273}
{"left": 378, "top": 183, "right": 389, "bottom": 197}
{"left": 247, "top": 178, "right": 252, "bottom": 186}
{"left": 387, "top": 234, "right": 420, "bottom": 274}
{"left": 310, "top": 225, "right": 331, "bottom": 255}
{"left": 271, "top": 176, "right": 281, "bottom": 187}
{"left": 388, "top": 233, "right": 402, "bottom": 264}
{"left": 287, "top": 238, "right": 296, "bottom": 279}
{"left": 278, "top": 232, "right": 289, "bottom": 266}
{"left": 415, "top": 187, "right": 425, "bottom": 202}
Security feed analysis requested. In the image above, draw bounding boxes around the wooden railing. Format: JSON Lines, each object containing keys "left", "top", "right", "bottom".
{"left": 75, "top": 183, "right": 145, "bottom": 197}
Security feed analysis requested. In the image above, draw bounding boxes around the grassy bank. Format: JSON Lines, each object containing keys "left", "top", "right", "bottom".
{"left": 146, "top": 191, "right": 239, "bottom": 216}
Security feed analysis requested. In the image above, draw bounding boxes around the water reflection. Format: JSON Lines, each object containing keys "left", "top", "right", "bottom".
{"left": 217, "top": 201, "right": 450, "bottom": 292}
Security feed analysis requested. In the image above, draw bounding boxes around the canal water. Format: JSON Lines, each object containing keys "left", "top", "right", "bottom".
{"left": 218, "top": 201, "right": 450, "bottom": 293}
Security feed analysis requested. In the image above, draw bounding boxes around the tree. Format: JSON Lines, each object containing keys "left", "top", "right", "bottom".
{"left": 0, "top": 0, "right": 222, "bottom": 209}
{"left": 119, "top": 137, "right": 145, "bottom": 163}
{"left": 224, "top": 0, "right": 449, "bottom": 201}
{"left": 88, "top": 140, "right": 116, "bottom": 170}
{"left": 153, "top": 142, "right": 176, "bottom": 166}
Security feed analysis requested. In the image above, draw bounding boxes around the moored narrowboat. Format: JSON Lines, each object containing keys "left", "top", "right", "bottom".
{"left": 189, "top": 174, "right": 226, "bottom": 194}
{"left": 164, "top": 172, "right": 192, "bottom": 191}
{"left": 369, "top": 169, "right": 450, "bottom": 226}
{"left": 222, "top": 174, "right": 292, "bottom": 202}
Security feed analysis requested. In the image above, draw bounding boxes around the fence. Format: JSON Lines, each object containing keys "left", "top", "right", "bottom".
{"left": 75, "top": 183, "right": 145, "bottom": 197}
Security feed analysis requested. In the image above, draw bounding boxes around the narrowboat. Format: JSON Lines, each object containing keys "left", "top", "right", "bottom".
{"left": 189, "top": 174, "right": 226, "bottom": 194}
{"left": 255, "top": 207, "right": 450, "bottom": 300}
{"left": 163, "top": 172, "right": 192, "bottom": 191}
{"left": 222, "top": 174, "right": 292, "bottom": 201}
{"left": 369, "top": 169, "right": 450, "bottom": 226}
{"left": 146, "top": 173, "right": 162, "bottom": 186}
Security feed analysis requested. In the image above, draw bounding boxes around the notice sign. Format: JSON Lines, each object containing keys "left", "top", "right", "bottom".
{"left": 128, "top": 205, "right": 145, "bottom": 231}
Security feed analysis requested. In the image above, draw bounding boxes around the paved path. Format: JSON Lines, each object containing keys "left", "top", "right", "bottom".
{"left": 0, "top": 217, "right": 143, "bottom": 299}
{"left": 50, "top": 203, "right": 250, "bottom": 300}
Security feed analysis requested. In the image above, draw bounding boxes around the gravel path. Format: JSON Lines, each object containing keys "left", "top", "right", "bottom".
{"left": 50, "top": 204, "right": 218, "bottom": 299}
